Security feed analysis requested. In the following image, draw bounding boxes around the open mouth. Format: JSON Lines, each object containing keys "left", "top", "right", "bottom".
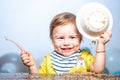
{"left": 61, "top": 48, "right": 72, "bottom": 52}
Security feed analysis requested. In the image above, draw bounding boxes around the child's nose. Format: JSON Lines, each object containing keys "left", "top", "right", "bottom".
{"left": 63, "top": 38, "right": 70, "bottom": 45}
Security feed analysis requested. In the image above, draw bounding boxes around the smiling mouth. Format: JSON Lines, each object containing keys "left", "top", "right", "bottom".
{"left": 61, "top": 48, "right": 72, "bottom": 52}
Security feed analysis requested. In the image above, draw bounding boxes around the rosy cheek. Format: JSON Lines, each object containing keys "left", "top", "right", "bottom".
{"left": 53, "top": 43, "right": 60, "bottom": 50}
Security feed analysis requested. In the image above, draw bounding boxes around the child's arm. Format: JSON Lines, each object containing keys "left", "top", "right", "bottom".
{"left": 21, "top": 51, "right": 38, "bottom": 74}
{"left": 90, "top": 30, "right": 112, "bottom": 73}
{"left": 4, "top": 37, "right": 38, "bottom": 74}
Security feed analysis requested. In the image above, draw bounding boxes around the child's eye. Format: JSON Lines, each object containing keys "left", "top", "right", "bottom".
{"left": 58, "top": 37, "right": 64, "bottom": 39}
{"left": 70, "top": 36, "right": 76, "bottom": 39}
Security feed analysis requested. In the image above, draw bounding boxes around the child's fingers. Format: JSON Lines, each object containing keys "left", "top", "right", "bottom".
{"left": 100, "top": 30, "right": 112, "bottom": 39}
{"left": 101, "top": 32, "right": 110, "bottom": 39}
{"left": 99, "top": 30, "right": 111, "bottom": 44}
{"left": 21, "top": 51, "right": 30, "bottom": 57}
{"left": 21, "top": 53, "right": 29, "bottom": 57}
{"left": 22, "top": 57, "right": 33, "bottom": 66}
{"left": 105, "top": 30, "right": 112, "bottom": 37}
{"left": 23, "top": 59, "right": 30, "bottom": 64}
{"left": 21, "top": 51, "right": 34, "bottom": 66}
{"left": 22, "top": 56, "right": 30, "bottom": 60}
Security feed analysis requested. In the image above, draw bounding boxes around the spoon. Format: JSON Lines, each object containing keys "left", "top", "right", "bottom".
{"left": 4, "top": 37, "right": 25, "bottom": 52}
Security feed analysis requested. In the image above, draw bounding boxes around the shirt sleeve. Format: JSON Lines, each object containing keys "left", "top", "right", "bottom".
{"left": 38, "top": 55, "right": 48, "bottom": 75}
{"left": 38, "top": 54, "right": 56, "bottom": 76}
{"left": 81, "top": 49, "right": 95, "bottom": 71}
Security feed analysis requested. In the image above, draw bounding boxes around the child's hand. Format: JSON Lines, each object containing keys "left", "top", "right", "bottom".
{"left": 21, "top": 51, "right": 35, "bottom": 67}
{"left": 98, "top": 30, "right": 112, "bottom": 44}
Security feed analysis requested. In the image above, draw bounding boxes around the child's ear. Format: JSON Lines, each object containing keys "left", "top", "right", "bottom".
{"left": 50, "top": 35, "right": 52, "bottom": 39}
{"left": 50, "top": 36, "right": 54, "bottom": 44}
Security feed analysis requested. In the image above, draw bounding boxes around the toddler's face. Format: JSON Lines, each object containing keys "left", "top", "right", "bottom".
{"left": 51, "top": 23, "right": 80, "bottom": 57}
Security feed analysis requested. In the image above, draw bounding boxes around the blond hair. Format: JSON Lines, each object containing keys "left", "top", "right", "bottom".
{"left": 50, "top": 12, "right": 82, "bottom": 42}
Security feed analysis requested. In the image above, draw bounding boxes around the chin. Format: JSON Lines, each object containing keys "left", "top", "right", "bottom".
{"left": 63, "top": 53, "right": 73, "bottom": 57}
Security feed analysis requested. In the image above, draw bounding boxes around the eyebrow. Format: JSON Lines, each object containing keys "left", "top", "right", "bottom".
{"left": 52, "top": 35, "right": 63, "bottom": 38}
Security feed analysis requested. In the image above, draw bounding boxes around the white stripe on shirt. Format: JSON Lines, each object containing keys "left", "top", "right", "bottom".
{"left": 50, "top": 50, "right": 81, "bottom": 74}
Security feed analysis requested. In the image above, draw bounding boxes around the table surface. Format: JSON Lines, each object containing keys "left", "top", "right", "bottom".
{"left": 0, "top": 73, "right": 120, "bottom": 79}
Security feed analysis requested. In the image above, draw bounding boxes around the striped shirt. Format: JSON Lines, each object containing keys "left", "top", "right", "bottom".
{"left": 50, "top": 50, "right": 81, "bottom": 74}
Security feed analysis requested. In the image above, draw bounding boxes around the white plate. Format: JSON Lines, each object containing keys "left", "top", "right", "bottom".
{"left": 76, "top": 2, "right": 113, "bottom": 40}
